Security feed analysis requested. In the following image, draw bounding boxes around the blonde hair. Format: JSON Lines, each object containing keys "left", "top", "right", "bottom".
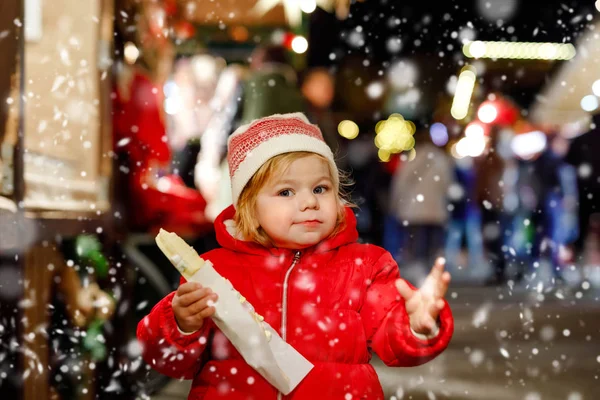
{"left": 234, "top": 151, "right": 354, "bottom": 247}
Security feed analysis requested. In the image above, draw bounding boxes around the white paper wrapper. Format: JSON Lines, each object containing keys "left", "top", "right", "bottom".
{"left": 157, "top": 240, "right": 313, "bottom": 394}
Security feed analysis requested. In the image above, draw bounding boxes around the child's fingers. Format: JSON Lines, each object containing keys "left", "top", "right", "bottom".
{"left": 187, "top": 293, "right": 218, "bottom": 316}
{"left": 436, "top": 298, "right": 445, "bottom": 310}
{"left": 176, "top": 282, "right": 203, "bottom": 297}
{"left": 426, "top": 299, "right": 441, "bottom": 318}
{"left": 433, "top": 271, "right": 451, "bottom": 298}
{"left": 430, "top": 257, "right": 446, "bottom": 281}
{"left": 198, "top": 305, "right": 217, "bottom": 319}
{"left": 423, "top": 317, "right": 436, "bottom": 332}
{"left": 442, "top": 271, "right": 451, "bottom": 283}
{"left": 425, "top": 300, "right": 443, "bottom": 321}
{"left": 413, "top": 315, "right": 436, "bottom": 334}
{"left": 176, "top": 287, "right": 212, "bottom": 308}
{"left": 437, "top": 271, "right": 451, "bottom": 298}
{"left": 395, "top": 279, "right": 415, "bottom": 300}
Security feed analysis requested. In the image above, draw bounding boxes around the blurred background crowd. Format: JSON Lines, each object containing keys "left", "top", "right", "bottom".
{"left": 109, "top": 0, "right": 600, "bottom": 289}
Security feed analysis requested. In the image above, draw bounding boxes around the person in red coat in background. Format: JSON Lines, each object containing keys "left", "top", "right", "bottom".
{"left": 112, "top": 2, "right": 211, "bottom": 237}
{"left": 112, "top": 58, "right": 210, "bottom": 236}
{"left": 137, "top": 113, "right": 454, "bottom": 399}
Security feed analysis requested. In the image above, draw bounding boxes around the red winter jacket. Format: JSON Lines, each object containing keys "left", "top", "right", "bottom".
{"left": 137, "top": 205, "right": 453, "bottom": 399}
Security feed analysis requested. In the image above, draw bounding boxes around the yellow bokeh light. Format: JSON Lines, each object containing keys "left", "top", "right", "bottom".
{"left": 450, "top": 142, "right": 463, "bottom": 159}
{"left": 374, "top": 113, "right": 416, "bottom": 153}
{"left": 451, "top": 66, "right": 477, "bottom": 120}
{"left": 388, "top": 113, "right": 405, "bottom": 121}
{"left": 378, "top": 148, "right": 391, "bottom": 162}
{"left": 337, "top": 120, "right": 360, "bottom": 139}
{"left": 462, "top": 40, "right": 575, "bottom": 60}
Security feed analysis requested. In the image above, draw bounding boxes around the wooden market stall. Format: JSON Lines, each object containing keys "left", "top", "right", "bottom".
{"left": 0, "top": 1, "right": 132, "bottom": 399}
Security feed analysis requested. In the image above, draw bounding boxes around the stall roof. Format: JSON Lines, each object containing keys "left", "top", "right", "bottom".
{"left": 530, "top": 19, "right": 600, "bottom": 127}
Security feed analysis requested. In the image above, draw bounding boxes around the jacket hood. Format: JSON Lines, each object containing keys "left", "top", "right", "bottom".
{"left": 213, "top": 204, "right": 358, "bottom": 257}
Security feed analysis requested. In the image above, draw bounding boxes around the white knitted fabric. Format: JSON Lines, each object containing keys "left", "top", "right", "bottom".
{"left": 227, "top": 113, "right": 337, "bottom": 207}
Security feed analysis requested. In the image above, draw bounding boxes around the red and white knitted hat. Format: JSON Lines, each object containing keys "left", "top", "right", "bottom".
{"left": 227, "top": 113, "right": 337, "bottom": 207}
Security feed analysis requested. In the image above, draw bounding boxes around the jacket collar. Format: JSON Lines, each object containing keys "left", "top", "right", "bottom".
{"left": 214, "top": 204, "right": 358, "bottom": 258}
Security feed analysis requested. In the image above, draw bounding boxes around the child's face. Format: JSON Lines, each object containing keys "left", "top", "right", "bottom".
{"left": 255, "top": 155, "right": 339, "bottom": 249}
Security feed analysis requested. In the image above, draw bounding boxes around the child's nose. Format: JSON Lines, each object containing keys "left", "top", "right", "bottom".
{"left": 300, "top": 191, "right": 319, "bottom": 210}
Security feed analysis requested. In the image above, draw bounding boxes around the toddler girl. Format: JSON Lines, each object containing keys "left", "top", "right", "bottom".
{"left": 137, "top": 113, "right": 453, "bottom": 399}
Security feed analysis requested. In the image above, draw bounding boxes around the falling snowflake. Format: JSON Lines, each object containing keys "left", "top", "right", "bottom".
{"left": 578, "top": 163, "right": 592, "bottom": 178}
{"left": 568, "top": 393, "right": 583, "bottom": 400}
{"left": 469, "top": 349, "right": 485, "bottom": 366}
{"left": 347, "top": 29, "right": 365, "bottom": 48}
{"left": 386, "top": 37, "right": 402, "bottom": 53}
{"left": 472, "top": 303, "right": 491, "bottom": 328}
{"left": 524, "top": 392, "right": 542, "bottom": 400}
{"left": 366, "top": 82, "right": 385, "bottom": 99}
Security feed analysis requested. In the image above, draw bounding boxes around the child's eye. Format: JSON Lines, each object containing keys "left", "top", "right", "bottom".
{"left": 313, "top": 185, "right": 329, "bottom": 194}
{"left": 278, "top": 189, "right": 293, "bottom": 197}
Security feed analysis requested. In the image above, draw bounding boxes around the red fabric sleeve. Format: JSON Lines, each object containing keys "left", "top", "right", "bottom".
{"left": 129, "top": 73, "right": 171, "bottom": 164}
{"left": 136, "top": 291, "right": 214, "bottom": 379}
{"left": 361, "top": 251, "right": 454, "bottom": 367}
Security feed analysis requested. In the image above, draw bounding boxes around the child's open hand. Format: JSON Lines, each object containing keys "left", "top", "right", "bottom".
{"left": 395, "top": 257, "right": 451, "bottom": 336}
{"left": 172, "top": 282, "right": 218, "bottom": 333}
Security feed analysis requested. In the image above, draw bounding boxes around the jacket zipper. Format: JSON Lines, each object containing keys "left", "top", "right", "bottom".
{"left": 277, "top": 251, "right": 301, "bottom": 400}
